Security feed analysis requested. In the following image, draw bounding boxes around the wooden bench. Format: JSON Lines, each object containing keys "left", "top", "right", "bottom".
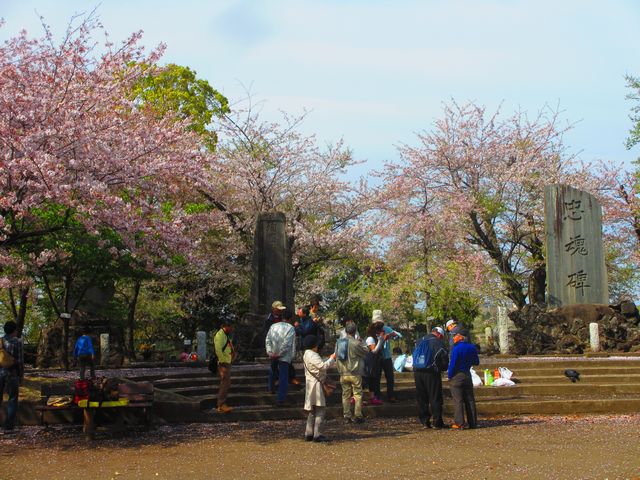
{"left": 36, "top": 381, "right": 155, "bottom": 440}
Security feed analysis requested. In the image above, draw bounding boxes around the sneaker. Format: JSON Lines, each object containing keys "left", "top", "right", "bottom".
{"left": 216, "top": 404, "right": 233, "bottom": 414}
{"left": 353, "top": 417, "right": 365, "bottom": 424}
{"left": 421, "top": 421, "right": 432, "bottom": 429}
{"left": 370, "top": 398, "right": 384, "bottom": 406}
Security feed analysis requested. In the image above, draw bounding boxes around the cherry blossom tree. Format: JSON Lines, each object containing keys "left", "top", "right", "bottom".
{"left": 377, "top": 101, "right": 620, "bottom": 310}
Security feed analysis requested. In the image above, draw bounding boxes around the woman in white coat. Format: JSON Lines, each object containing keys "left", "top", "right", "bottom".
{"left": 302, "top": 334, "right": 336, "bottom": 442}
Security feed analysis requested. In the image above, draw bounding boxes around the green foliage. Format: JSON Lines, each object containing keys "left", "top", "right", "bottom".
{"left": 425, "top": 279, "right": 480, "bottom": 330}
{"left": 131, "top": 63, "right": 229, "bottom": 150}
{"left": 626, "top": 74, "right": 640, "bottom": 150}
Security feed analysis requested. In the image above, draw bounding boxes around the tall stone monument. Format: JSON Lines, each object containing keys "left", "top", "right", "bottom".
{"left": 238, "top": 212, "right": 294, "bottom": 358}
{"left": 544, "top": 184, "right": 608, "bottom": 307}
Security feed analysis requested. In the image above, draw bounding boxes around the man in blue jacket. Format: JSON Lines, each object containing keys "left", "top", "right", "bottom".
{"left": 447, "top": 330, "right": 479, "bottom": 429}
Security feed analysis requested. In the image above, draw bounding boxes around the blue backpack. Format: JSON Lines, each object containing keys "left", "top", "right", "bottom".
{"left": 412, "top": 336, "right": 432, "bottom": 370}
{"left": 336, "top": 338, "right": 349, "bottom": 361}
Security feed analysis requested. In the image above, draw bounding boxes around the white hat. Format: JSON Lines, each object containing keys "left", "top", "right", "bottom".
{"left": 371, "top": 309, "right": 383, "bottom": 324}
{"left": 445, "top": 319, "right": 455, "bottom": 329}
{"left": 271, "top": 300, "right": 286, "bottom": 310}
{"left": 432, "top": 326, "right": 445, "bottom": 336}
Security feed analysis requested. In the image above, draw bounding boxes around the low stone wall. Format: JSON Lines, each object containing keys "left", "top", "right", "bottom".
{"left": 509, "top": 301, "right": 640, "bottom": 355}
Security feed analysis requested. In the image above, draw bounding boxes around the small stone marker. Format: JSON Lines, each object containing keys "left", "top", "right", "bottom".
{"left": 497, "top": 306, "right": 510, "bottom": 354}
{"left": 589, "top": 322, "right": 600, "bottom": 352}
{"left": 100, "top": 333, "right": 110, "bottom": 366}
{"left": 196, "top": 331, "right": 207, "bottom": 360}
{"left": 544, "top": 184, "right": 608, "bottom": 307}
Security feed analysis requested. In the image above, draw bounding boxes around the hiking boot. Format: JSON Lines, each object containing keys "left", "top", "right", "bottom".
{"left": 217, "top": 404, "right": 233, "bottom": 414}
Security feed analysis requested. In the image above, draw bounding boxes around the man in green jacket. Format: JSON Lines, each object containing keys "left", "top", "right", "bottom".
{"left": 214, "top": 320, "right": 235, "bottom": 414}
{"left": 335, "top": 321, "right": 369, "bottom": 423}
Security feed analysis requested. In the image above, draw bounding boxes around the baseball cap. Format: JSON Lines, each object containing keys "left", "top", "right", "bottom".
{"left": 271, "top": 300, "right": 286, "bottom": 310}
{"left": 432, "top": 326, "right": 445, "bottom": 336}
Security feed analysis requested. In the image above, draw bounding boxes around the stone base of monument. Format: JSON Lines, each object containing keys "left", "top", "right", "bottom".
{"left": 509, "top": 301, "right": 640, "bottom": 355}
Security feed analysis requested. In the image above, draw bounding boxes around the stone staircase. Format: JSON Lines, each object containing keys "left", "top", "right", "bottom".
{"left": 130, "top": 357, "right": 640, "bottom": 423}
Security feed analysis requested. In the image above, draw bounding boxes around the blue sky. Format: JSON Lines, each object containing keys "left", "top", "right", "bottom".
{"left": 2, "top": 0, "right": 639, "bottom": 177}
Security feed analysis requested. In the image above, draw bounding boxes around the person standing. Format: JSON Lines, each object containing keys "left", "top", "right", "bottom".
{"left": 265, "top": 312, "right": 296, "bottom": 407}
{"left": 0, "top": 321, "right": 23, "bottom": 434}
{"left": 335, "top": 321, "right": 368, "bottom": 423}
{"left": 364, "top": 322, "right": 386, "bottom": 405}
{"left": 302, "top": 335, "right": 336, "bottom": 442}
{"left": 445, "top": 318, "right": 465, "bottom": 348}
{"left": 372, "top": 310, "right": 402, "bottom": 402}
{"left": 214, "top": 319, "right": 235, "bottom": 414}
{"left": 447, "top": 330, "right": 480, "bottom": 429}
{"left": 73, "top": 325, "right": 95, "bottom": 380}
{"left": 413, "top": 326, "right": 449, "bottom": 429}
{"left": 263, "top": 300, "right": 287, "bottom": 339}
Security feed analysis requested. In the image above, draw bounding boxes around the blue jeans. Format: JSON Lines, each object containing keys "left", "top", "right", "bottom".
{"left": 0, "top": 373, "right": 19, "bottom": 430}
{"left": 268, "top": 360, "right": 289, "bottom": 402}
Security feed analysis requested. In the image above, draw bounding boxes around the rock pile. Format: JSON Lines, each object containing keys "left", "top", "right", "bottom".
{"left": 509, "top": 301, "right": 640, "bottom": 354}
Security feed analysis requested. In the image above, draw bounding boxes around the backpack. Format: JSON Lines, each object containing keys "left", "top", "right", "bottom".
{"left": 432, "top": 346, "right": 449, "bottom": 372}
{"left": 412, "top": 336, "right": 432, "bottom": 370}
{"left": 336, "top": 338, "right": 349, "bottom": 362}
{"left": 0, "top": 338, "right": 15, "bottom": 369}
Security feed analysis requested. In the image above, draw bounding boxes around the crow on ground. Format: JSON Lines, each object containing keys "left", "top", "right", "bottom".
{"left": 564, "top": 369, "right": 580, "bottom": 383}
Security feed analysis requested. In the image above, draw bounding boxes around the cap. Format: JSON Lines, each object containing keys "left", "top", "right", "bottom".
{"left": 432, "top": 326, "right": 445, "bottom": 336}
{"left": 445, "top": 319, "right": 455, "bottom": 329}
{"left": 271, "top": 300, "right": 286, "bottom": 310}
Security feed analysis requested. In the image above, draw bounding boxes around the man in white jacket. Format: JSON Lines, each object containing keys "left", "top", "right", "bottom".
{"left": 266, "top": 314, "right": 296, "bottom": 407}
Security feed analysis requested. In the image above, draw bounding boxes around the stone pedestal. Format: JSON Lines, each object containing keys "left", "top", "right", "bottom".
{"left": 589, "top": 322, "right": 600, "bottom": 352}
{"left": 196, "top": 331, "right": 207, "bottom": 360}
{"left": 100, "top": 333, "right": 110, "bottom": 367}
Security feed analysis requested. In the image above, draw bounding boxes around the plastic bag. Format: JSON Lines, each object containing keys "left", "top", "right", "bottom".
{"left": 492, "top": 377, "right": 515, "bottom": 387}
{"left": 470, "top": 367, "right": 483, "bottom": 387}
{"left": 498, "top": 367, "right": 513, "bottom": 380}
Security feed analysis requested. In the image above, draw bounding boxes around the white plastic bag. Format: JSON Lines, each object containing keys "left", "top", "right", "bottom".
{"left": 470, "top": 367, "right": 483, "bottom": 387}
{"left": 498, "top": 367, "right": 513, "bottom": 380}
{"left": 492, "top": 377, "right": 515, "bottom": 387}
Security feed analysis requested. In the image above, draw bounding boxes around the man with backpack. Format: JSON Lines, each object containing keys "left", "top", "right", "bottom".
{"left": 214, "top": 319, "right": 235, "bottom": 414}
{"left": 0, "top": 321, "right": 23, "bottom": 434}
{"left": 335, "top": 321, "right": 369, "bottom": 424}
{"left": 412, "top": 326, "right": 448, "bottom": 429}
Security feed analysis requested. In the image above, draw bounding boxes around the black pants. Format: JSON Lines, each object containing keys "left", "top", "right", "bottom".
{"left": 381, "top": 357, "right": 395, "bottom": 400}
{"left": 414, "top": 369, "right": 444, "bottom": 426}
{"left": 449, "top": 372, "right": 477, "bottom": 427}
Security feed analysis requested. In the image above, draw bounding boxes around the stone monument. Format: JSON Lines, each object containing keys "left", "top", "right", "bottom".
{"left": 238, "top": 212, "right": 294, "bottom": 358}
{"left": 544, "top": 184, "right": 608, "bottom": 307}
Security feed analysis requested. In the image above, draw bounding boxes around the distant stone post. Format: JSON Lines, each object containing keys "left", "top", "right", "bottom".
{"left": 544, "top": 184, "right": 608, "bottom": 307}
{"left": 100, "top": 333, "right": 110, "bottom": 367}
{"left": 196, "top": 331, "right": 207, "bottom": 360}
{"left": 589, "top": 323, "right": 600, "bottom": 352}
{"left": 497, "top": 306, "right": 510, "bottom": 354}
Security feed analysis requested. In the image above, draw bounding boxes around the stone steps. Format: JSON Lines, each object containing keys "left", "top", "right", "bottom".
{"left": 142, "top": 356, "right": 640, "bottom": 423}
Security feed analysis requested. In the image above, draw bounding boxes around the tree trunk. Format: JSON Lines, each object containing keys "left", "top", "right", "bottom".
{"left": 8, "top": 286, "right": 30, "bottom": 338}
{"left": 127, "top": 279, "right": 142, "bottom": 360}
{"left": 528, "top": 264, "right": 547, "bottom": 304}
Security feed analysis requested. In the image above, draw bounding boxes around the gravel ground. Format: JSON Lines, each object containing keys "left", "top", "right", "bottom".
{"left": 1, "top": 414, "right": 639, "bottom": 479}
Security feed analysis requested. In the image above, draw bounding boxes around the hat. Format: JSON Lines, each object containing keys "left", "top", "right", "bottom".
{"left": 303, "top": 335, "right": 318, "bottom": 350}
{"left": 445, "top": 319, "right": 456, "bottom": 329}
{"left": 371, "top": 310, "right": 383, "bottom": 324}
{"left": 432, "top": 326, "right": 445, "bottom": 336}
{"left": 271, "top": 300, "right": 286, "bottom": 310}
